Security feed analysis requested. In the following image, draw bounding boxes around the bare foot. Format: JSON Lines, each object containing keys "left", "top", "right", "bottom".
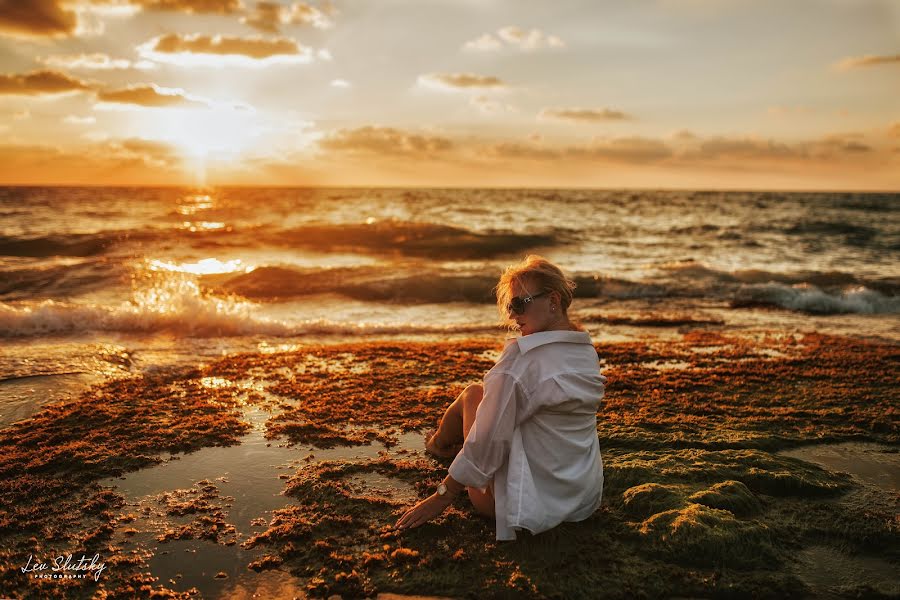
{"left": 424, "top": 429, "right": 461, "bottom": 458}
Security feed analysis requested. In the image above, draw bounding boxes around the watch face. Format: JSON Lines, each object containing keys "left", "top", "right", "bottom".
{"left": 437, "top": 483, "right": 447, "bottom": 495}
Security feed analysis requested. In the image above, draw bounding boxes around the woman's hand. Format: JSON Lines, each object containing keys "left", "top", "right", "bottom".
{"left": 394, "top": 492, "right": 454, "bottom": 530}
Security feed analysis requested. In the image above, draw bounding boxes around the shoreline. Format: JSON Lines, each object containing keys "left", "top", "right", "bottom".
{"left": 0, "top": 330, "right": 897, "bottom": 598}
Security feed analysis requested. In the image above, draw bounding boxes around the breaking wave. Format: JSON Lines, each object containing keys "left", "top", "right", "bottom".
{"left": 732, "top": 283, "right": 900, "bottom": 315}
{"left": 0, "top": 276, "right": 498, "bottom": 339}
{"left": 658, "top": 261, "right": 900, "bottom": 295}
{"left": 0, "top": 220, "right": 559, "bottom": 260}
{"left": 207, "top": 265, "right": 500, "bottom": 304}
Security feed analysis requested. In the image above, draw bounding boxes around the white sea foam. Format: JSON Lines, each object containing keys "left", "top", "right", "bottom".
{"left": 0, "top": 274, "right": 496, "bottom": 338}
{"left": 733, "top": 283, "right": 900, "bottom": 315}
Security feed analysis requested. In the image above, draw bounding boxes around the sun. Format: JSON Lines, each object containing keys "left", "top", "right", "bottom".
{"left": 136, "top": 106, "right": 261, "bottom": 181}
{"left": 171, "top": 107, "right": 257, "bottom": 157}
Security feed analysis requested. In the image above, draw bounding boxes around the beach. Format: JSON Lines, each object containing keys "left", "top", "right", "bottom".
{"left": 1, "top": 187, "right": 898, "bottom": 598}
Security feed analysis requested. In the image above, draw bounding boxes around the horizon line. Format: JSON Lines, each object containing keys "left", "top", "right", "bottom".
{"left": 1, "top": 182, "right": 897, "bottom": 194}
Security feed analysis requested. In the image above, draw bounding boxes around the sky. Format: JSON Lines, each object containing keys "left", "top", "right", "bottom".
{"left": 0, "top": 0, "right": 898, "bottom": 189}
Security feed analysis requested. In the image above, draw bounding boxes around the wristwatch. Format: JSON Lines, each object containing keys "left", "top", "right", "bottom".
{"left": 436, "top": 482, "right": 449, "bottom": 496}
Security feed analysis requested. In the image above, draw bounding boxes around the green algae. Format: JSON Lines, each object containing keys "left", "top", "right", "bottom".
{"left": 621, "top": 483, "right": 685, "bottom": 519}
{"left": 637, "top": 503, "right": 777, "bottom": 568}
{"left": 689, "top": 480, "right": 762, "bottom": 517}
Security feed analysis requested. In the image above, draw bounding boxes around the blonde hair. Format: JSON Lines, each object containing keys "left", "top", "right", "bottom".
{"left": 494, "top": 255, "right": 578, "bottom": 329}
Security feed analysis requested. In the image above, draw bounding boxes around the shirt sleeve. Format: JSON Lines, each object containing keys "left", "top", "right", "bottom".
{"left": 448, "top": 370, "right": 521, "bottom": 490}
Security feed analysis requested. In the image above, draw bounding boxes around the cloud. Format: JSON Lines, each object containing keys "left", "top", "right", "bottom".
{"left": 463, "top": 33, "right": 502, "bottom": 52}
{"left": 0, "top": 0, "right": 245, "bottom": 39}
{"left": 113, "top": 137, "right": 180, "bottom": 162}
{"left": 670, "top": 129, "right": 697, "bottom": 141}
{"left": 330, "top": 78, "right": 350, "bottom": 88}
{"left": 573, "top": 137, "right": 673, "bottom": 162}
{"left": 486, "top": 142, "right": 560, "bottom": 161}
{"left": 0, "top": 0, "right": 78, "bottom": 38}
{"left": 318, "top": 126, "right": 454, "bottom": 157}
{"left": 688, "top": 136, "right": 799, "bottom": 160}
{"left": 39, "top": 53, "right": 155, "bottom": 70}
{"left": 63, "top": 115, "right": 97, "bottom": 125}
{"left": 0, "top": 138, "right": 184, "bottom": 184}
{"left": 96, "top": 84, "right": 210, "bottom": 109}
{"left": 241, "top": 1, "right": 332, "bottom": 33}
{"left": 811, "top": 134, "right": 872, "bottom": 155}
{"left": 418, "top": 73, "right": 506, "bottom": 91}
{"left": 139, "top": 33, "right": 315, "bottom": 66}
{"left": 470, "top": 95, "right": 516, "bottom": 114}
{"left": 0, "top": 69, "right": 91, "bottom": 95}
{"left": 463, "top": 25, "right": 566, "bottom": 52}
{"left": 484, "top": 137, "right": 672, "bottom": 164}
{"left": 129, "top": 0, "right": 242, "bottom": 14}
{"left": 681, "top": 133, "right": 875, "bottom": 161}
{"left": 539, "top": 107, "right": 633, "bottom": 123}
{"left": 487, "top": 132, "right": 882, "bottom": 167}
{"left": 498, "top": 26, "right": 565, "bottom": 50}
{"left": 463, "top": 26, "right": 564, "bottom": 52}
{"left": 834, "top": 53, "right": 900, "bottom": 70}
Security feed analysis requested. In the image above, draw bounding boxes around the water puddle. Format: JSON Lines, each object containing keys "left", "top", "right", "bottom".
{"left": 345, "top": 471, "right": 420, "bottom": 503}
{"left": 781, "top": 442, "right": 900, "bottom": 596}
{"left": 780, "top": 442, "right": 900, "bottom": 492}
{"left": 99, "top": 414, "right": 427, "bottom": 598}
{"left": 0, "top": 372, "right": 102, "bottom": 427}
{"left": 794, "top": 545, "right": 899, "bottom": 597}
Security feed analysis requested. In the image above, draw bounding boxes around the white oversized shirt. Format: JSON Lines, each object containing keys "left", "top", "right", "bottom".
{"left": 448, "top": 330, "right": 607, "bottom": 541}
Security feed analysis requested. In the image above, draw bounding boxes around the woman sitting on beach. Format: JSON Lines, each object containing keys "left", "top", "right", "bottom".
{"left": 395, "top": 255, "right": 607, "bottom": 540}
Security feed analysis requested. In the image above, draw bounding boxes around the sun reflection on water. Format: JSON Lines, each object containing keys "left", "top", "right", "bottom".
{"left": 148, "top": 258, "right": 252, "bottom": 275}
{"left": 180, "top": 221, "right": 229, "bottom": 232}
{"left": 257, "top": 341, "right": 301, "bottom": 354}
{"left": 176, "top": 194, "right": 214, "bottom": 215}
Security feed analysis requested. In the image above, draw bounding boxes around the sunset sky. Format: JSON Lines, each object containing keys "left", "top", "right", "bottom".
{"left": 0, "top": 0, "right": 898, "bottom": 189}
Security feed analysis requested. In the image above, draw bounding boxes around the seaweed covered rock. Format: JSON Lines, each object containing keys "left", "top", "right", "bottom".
{"left": 638, "top": 503, "right": 776, "bottom": 568}
{"left": 689, "top": 480, "right": 762, "bottom": 517}
{"left": 621, "top": 483, "right": 684, "bottom": 520}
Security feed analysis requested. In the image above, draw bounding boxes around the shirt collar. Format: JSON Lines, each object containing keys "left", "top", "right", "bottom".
{"left": 514, "top": 330, "right": 593, "bottom": 354}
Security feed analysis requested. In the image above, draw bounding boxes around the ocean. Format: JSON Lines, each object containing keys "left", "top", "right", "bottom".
{"left": 2, "top": 186, "right": 899, "bottom": 599}
{"left": 1, "top": 186, "right": 898, "bottom": 424}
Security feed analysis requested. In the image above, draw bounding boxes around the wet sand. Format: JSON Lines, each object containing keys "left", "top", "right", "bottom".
{"left": 0, "top": 331, "right": 897, "bottom": 599}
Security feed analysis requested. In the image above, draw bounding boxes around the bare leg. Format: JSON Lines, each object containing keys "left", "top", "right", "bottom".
{"left": 425, "top": 385, "right": 474, "bottom": 458}
{"left": 425, "top": 384, "right": 496, "bottom": 518}
{"left": 460, "top": 384, "right": 495, "bottom": 518}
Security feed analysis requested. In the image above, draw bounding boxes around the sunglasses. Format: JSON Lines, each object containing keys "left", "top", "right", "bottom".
{"left": 507, "top": 291, "right": 550, "bottom": 315}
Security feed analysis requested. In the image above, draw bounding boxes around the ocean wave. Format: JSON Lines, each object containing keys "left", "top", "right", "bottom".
{"left": 0, "top": 301, "right": 497, "bottom": 338}
{"left": 207, "top": 265, "right": 499, "bottom": 303}
{"left": 833, "top": 194, "right": 897, "bottom": 212}
{"left": 0, "top": 232, "right": 121, "bottom": 257}
{"left": 573, "top": 275, "right": 671, "bottom": 299}
{"left": 0, "top": 220, "right": 559, "bottom": 260}
{"left": 783, "top": 220, "right": 879, "bottom": 247}
{"left": 0, "top": 275, "right": 498, "bottom": 339}
{"left": 731, "top": 283, "right": 900, "bottom": 315}
{"left": 657, "top": 261, "right": 899, "bottom": 294}
{"left": 0, "top": 260, "right": 127, "bottom": 300}
{"left": 269, "top": 221, "right": 559, "bottom": 259}
{"left": 0, "top": 230, "right": 163, "bottom": 258}
{"left": 785, "top": 221, "right": 877, "bottom": 238}
{"left": 207, "top": 267, "right": 676, "bottom": 303}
